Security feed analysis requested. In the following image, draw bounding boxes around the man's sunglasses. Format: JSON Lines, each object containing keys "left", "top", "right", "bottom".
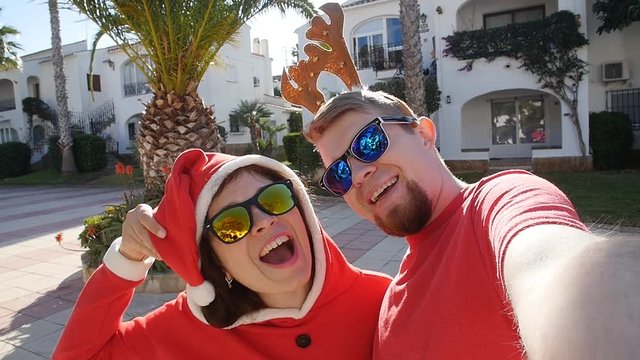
{"left": 204, "top": 180, "right": 296, "bottom": 244}
{"left": 319, "top": 116, "right": 417, "bottom": 197}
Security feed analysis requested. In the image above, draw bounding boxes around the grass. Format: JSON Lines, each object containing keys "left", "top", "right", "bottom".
{"left": 4, "top": 165, "right": 639, "bottom": 227}
{"left": 454, "top": 170, "right": 640, "bottom": 227}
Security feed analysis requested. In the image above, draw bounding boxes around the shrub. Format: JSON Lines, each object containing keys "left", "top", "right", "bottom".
{"left": 73, "top": 134, "right": 107, "bottom": 172}
{"left": 48, "top": 135, "right": 62, "bottom": 171}
{"left": 47, "top": 134, "right": 107, "bottom": 172}
{"left": 0, "top": 142, "right": 32, "bottom": 179}
{"left": 369, "top": 76, "right": 442, "bottom": 115}
{"left": 589, "top": 111, "right": 634, "bottom": 170}
{"left": 283, "top": 133, "right": 300, "bottom": 164}
{"left": 287, "top": 112, "right": 303, "bottom": 133}
{"left": 283, "top": 133, "right": 322, "bottom": 177}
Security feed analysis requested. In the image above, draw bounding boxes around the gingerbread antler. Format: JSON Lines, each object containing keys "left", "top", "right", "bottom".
{"left": 281, "top": 2, "right": 361, "bottom": 114}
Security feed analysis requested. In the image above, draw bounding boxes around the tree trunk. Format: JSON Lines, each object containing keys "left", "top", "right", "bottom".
{"left": 399, "top": 0, "right": 426, "bottom": 116}
{"left": 249, "top": 120, "right": 259, "bottom": 153}
{"left": 138, "top": 83, "right": 221, "bottom": 192}
{"left": 48, "top": 0, "right": 76, "bottom": 174}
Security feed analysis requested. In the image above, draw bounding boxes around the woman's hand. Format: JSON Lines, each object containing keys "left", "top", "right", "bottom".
{"left": 119, "top": 204, "right": 166, "bottom": 261}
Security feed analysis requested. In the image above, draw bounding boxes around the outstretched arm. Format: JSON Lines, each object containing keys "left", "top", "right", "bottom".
{"left": 504, "top": 224, "right": 640, "bottom": 359}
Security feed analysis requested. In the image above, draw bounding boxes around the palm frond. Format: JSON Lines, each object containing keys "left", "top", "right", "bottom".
{"left": 69, "top": 0, "right": 316, "bottom": 95}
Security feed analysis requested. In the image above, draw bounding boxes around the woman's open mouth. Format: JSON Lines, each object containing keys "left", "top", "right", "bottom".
{"left": 259, "top": 235, "right": 296, "bottom": 265}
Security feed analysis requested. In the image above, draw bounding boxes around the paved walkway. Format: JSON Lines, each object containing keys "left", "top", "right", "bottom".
{"left": 0, "top": 186, "right": 406, "bottom": 359}
{"left": 1, "top": 186, "right": 638, "bottom": 359}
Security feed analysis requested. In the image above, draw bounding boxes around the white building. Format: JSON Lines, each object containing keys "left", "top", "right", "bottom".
{"left": 0, "top": 24, "right": 299, "bottom": 160}
{"left": 294, "top": 0, "right": 639, "bottom": 171}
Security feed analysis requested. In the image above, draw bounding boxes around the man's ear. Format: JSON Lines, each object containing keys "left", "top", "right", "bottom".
{"left": 415, "top": 117, "right": 437, "bottom": 147}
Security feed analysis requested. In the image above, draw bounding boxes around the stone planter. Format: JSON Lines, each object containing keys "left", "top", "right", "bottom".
{"left": 81, "top": 252, "right": 186, "bottom": 294}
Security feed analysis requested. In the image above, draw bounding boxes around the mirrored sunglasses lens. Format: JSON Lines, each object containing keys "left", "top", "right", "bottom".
{"left": 258, "top": 183, "right": 295, "bottom": 214}
{"left": 212, "top": 207, "right": 251, "bottom": 243}
{"left": 324, "top": 160, "right": 352, "bottom": 196}
{"left": 352, "top": 123, "right": 388, "bottom": 162}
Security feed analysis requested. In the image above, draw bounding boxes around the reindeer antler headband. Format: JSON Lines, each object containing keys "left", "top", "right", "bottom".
{"left": 281, "top": 2, "right": 362, "bottom": 114}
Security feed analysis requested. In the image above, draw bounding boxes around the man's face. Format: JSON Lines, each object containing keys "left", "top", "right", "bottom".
{"left": 314, "top": 110, "right": 442, "bottom": 236}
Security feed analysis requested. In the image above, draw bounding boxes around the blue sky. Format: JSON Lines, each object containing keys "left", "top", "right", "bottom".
{"left": 0, "top": 0, "right": 323, "bottom": 72}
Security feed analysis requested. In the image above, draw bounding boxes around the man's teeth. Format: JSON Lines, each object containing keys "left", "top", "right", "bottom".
{"left": 371, "top": 178, "right": 398, "bottom": 203}
{"left": 260, "top": 236, "right": 290, "bottom": 258}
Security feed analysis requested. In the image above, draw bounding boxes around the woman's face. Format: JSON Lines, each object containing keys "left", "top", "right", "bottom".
{"left": 206, "top": 171, "right": 313, "bottom": 303}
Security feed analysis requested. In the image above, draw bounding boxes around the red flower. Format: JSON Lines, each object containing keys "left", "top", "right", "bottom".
{"left": 161, "top": 164, "right": 171, "bottom": 176}
{"left": 55, "top": 232, "right": 63, "bottom": 243}
{"left": 115, "top": 162, "right": 125, "bottom": 175}
{"left": 125, "top": 165, "right": 134, "bottom": 176}
{"left": 86, "top": 226, "right": 96, "bottom": 237}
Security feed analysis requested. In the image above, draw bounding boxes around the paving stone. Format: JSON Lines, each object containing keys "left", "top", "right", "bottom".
{"left": 0, "top": 319, "right": 62, "bottom": 346}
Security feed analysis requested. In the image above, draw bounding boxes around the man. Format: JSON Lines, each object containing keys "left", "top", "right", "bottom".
{"left": 307, "top": 89, "right": 640, "bottom": 359}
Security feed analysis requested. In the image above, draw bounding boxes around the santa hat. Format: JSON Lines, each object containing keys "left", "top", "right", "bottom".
{"left": 149, "top": 148, "right": 324, "bottom": 311}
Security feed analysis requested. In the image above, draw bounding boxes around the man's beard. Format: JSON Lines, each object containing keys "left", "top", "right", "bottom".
{"left": 373, "top": 180, "right": 432, "bottom": 237}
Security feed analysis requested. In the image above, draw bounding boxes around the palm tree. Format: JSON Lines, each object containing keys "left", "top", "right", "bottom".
{"left": 399, "top": 0, "right": 426, "bottom": 116}
{"left": 229, "top": 99, "right": 273, "bottom": 154}
{"left": 49, "top": 0, "right": 77, "bottom": 174}
{"left": 70, "top": 0, "right": 314, "bottom": 191}
{"left": 0, "top": 8, "right": 21, "bottom": 71}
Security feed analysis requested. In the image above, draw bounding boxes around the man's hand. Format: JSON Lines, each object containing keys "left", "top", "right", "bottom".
{"left": 119, "top": 204, "right": 166, "bottom": 261}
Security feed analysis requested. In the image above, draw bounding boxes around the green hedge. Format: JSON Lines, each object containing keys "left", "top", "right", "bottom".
{"left": 589, "top": 111, "right": 634, "bottom": 170}
{"left": 0, "top": 142, "right": 32, "bottom": 179}
{"left": 48, "top": 134, "right": 107, "bottom": 172}
{"left": 73, "top": 134, "right": 107, "bottom": 172}
{"left": 283, "top": 133, "right": 300, "bottom": 165}
{"left": 283, "top": 133, "right": 321, "bottom": 176}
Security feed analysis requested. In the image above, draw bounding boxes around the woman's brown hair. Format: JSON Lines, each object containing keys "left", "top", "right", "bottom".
{"left": 198, "top": 164, "right": 314, "bottom": 328}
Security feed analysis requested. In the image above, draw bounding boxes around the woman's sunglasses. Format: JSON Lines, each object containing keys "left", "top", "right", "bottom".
{"left": 320, "top": 116, "right": 417, "bottom": 197}
{"left": 204, "top": 180, "right": 297, "bottom": 244}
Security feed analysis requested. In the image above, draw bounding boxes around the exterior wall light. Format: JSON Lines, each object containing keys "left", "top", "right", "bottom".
{"left": 436, "top": 6, "right": 443, "bottom": 15}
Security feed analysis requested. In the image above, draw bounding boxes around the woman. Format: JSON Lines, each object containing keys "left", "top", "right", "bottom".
{"left": 53, "top": 148, "right": 391, "bottom": 359}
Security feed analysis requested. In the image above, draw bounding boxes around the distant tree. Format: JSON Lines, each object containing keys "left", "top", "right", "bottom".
{"left": 22, "top": 97, "right": 57, "bottom": 142}
{"left": 399, "top": 0, "right": 426, "bottom": 115}
{"left": 257, "top": 118, "right": 287, "bottom": 157}
{"left": 49, "top": 0, "right": 77, "bottom": 174}
{"left": 593, "top": 0, "right": 640, "bottom": 34}
{"left": 230, "top": 100, "right": 274, "bottom": 153}
{"left": 0, "top": 7, "right": 22, "bottom": 71}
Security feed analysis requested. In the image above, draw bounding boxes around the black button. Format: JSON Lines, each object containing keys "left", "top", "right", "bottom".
{"left": 295, "top": 333, "right": 311, "bottom": 348}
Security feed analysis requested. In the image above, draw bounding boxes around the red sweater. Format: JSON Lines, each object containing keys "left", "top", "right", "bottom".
{"left": 54, "top": 232, "right": 390, "bottom": 359}
{"left": 374, "top": 171, "right": 588, "bottom": 359}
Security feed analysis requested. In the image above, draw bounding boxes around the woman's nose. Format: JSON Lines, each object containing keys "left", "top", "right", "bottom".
{"left": 250, "top": 206, "right": 277, "bottom": 235}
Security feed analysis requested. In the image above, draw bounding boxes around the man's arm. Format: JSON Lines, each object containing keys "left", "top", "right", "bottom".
{"left": 504, "top": 224, "right": 640, "bottom": 359}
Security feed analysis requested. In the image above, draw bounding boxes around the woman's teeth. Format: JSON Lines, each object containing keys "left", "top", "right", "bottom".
{"left": 260, "top": 235, "right": 290, "bottom": 258}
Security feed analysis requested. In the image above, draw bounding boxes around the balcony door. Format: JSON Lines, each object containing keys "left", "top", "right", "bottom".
{"left": 490, "top": 97, "right": 545, "bottom": 158}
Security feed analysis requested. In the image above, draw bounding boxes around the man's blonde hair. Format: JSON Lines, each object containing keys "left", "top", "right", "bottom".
{"left": 305, "top": 89, "right": 417, "bottom": 143}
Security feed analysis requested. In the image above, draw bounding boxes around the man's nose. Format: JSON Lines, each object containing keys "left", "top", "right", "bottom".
{"left": 350, "top": 158, "right": 376, "bottom": 188}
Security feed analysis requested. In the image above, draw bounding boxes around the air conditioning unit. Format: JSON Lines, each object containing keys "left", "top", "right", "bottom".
{"left": 602, "top": 61, "right": 630, "bottom": 82}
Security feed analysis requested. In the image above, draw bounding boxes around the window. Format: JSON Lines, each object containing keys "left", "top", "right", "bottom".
{"left": 491, "top": 98, "right": 546, "bottom": 145}
{"left": 123, "top": 61, "right": 151, "bottom": 96}
{"left": 0, "top": 127, "right": 19, "bottom": 144}
{"left": 229, "top": 114, "right": 240, "bottom": 133}
{"left": 608, "top": 88, "right": 640, "bottom": 130}
{"left": 484, "top": 6, "right": 545, "bottom": 29}
{"left": 352, "top": 17, "right": 403, "bottom": 71}
{"left": 126, "top": 115, "right": 141, "bottom": 141}
{"left": 87, "top": 74, "right": 102, "bottom": 92}
{"left": 253, "top": 76, "right": 261, "bottom": 87}
{"left": 34, "top": 83, "right": 40, "bottom": 99}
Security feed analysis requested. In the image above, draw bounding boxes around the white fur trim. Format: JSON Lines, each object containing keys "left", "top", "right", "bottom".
{"left": 103, "top": 237, "right": 155, "bottom": 281}
{"left": 186, "top": 281, "right": 216, "bottom": 306}
{"left": 186, "top": 155, "right": 327, "bottom": 328}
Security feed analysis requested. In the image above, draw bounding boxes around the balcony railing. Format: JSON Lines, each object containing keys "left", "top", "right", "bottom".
{"left": 0, "top": 99, "right": 16, "bottom": 112}
{"left": 353, "top": 42, "right": 403, "bottom": 72}
{"left": 124, "top": 81, "right": 152, "bottom": 97}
